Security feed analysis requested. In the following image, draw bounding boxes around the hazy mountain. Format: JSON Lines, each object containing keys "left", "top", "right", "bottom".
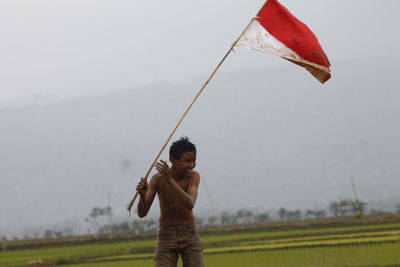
{"left": 1, "top": 58, "right": 399, "bottom": 237}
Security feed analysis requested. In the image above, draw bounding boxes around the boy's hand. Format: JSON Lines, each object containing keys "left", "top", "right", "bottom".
{"left": 136, "top": 177, "right": 148, "bottom": 197}
{"left": 155, "top": 160, "right": 172, "bottom": 180}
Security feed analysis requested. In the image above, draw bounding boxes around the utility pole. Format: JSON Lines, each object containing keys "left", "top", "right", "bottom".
{"left": 108, "top": 191, "right": 113, "bottom": 236}
{"left": 350, "top": 175, "right": 362, "bottom": 218}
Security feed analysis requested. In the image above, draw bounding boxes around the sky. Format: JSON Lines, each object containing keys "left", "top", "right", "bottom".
{"left": 1, "top": 0, "right": 400, "bottom": 238}
{"left": 1, "top": 0, "right": 399, "bottom": 106}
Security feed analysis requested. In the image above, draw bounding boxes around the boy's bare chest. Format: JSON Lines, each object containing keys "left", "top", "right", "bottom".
{"left": 161, "top": 178, "right": 189, "bottom": 191}
{"left": 158, "top": 178, "right": 190, "bottom": 200}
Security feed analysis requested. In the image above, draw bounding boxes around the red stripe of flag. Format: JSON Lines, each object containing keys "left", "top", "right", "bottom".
{"left": 257, "top": 0, "right": 331, "bottom": 81}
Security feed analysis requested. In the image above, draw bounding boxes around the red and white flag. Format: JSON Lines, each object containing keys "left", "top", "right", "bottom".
{"left": 236, "top": 0, "right": 331, "bottom": 83}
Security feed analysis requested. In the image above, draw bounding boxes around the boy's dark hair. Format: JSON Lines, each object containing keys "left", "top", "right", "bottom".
{"left": 169, "top": 136, "right": 196, "bottom": 160}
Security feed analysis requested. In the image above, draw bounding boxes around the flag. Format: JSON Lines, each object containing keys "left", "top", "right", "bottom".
{"left": 236, "top": 0, "right": 331, "bottom": 83}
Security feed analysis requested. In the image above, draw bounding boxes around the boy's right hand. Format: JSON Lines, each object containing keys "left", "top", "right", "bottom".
{"left": 136, "top": 178, "right": 148, "bottom": 197}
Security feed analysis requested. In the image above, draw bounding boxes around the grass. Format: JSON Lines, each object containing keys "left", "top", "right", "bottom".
{"left": 205, "top": 243, "right": 400, "bottom": 267}
{"left": 0, "top": 239, "right": 155, "bottom": 266}
{"left": 64, "top": 243, "right": 400, "bottom": 267}
{"left": 1, "top": 219, "right": 399, "bottom": 267}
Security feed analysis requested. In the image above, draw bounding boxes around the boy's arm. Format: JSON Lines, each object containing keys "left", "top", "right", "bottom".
{"left": 155, "top": 161, "right": 200, "bottom": 210}
{"left": 136, "top": 176, "right": 157, "bottom": 218}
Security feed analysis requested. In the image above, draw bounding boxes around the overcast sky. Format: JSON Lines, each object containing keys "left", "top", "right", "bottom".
{"left": 1, "top": 0, "right": 399, "bottom": 107}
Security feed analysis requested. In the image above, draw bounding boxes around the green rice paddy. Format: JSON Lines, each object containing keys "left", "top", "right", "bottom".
{"left": 1, "top": 220, "right": 399, "bottom": 267}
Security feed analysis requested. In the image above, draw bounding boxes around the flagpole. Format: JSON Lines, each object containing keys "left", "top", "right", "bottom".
{"left": 127, "top": 2, "right": 267, "bottom": 215}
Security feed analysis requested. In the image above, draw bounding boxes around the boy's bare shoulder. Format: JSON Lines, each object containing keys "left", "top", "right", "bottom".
{"left": 152, "top": 172, "right": 162, "bottom": 179}
{"left": 149, "top": 173, "right": 162, "bottom": 187}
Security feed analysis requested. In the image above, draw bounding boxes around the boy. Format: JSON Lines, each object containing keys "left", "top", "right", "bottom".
{"left": 136, "top": 137, "right": 204, "bottom": 267}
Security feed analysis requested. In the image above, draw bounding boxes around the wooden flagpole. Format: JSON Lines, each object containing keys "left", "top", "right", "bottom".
{"left": 127, "top": 1, "right": 268, "bottom": 215}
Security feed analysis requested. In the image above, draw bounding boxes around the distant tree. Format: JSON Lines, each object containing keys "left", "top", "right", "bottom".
{"left": 254, "top": 213, "right": 270, "bottom": 223}
{"left": 244, "top": 210, "right": 253, "bottom": 223}
{"left": 330, "top": 199, "right": 366, "bottom": 218}
{"left": 396, "top": 204, "right": 400, "bottom": 214}
{"left": 369, "top": 209, "right": 390, "bottom": 216}
{"left": 121, "top": 222, "right": 131, "bottom": 232}
{"left": 286, "top": 210, "right": 301, "bottom": 221}
{"left": 306, "top": 209, "right": 327, "bottom": 219}
{"left": 43, "top": 230, "right": 63, "bottom": 239}
{"left": 131, "top": 220, "right": 145, "bottom": 233}
{"left": 89, "top": 206, "right": 112, "bottom": 219}
{"left": 104, "top": 206, "right": 112, "bottom": 216}
{"left": 315, "top": 210, "right": 327, "bottom": 218}
{"left": 87, "top": 206, "right": 113, "bottom": 233}
{"left": 235, "top": 209, "right": 253, "bottom": 224}
{"left": 43, "top": 229, "right": 54, "bottom": 239}
{"left": 207, "top": 216, "right": 217, "bottom": 226}
{"left": 144, "top": 219, "right": 156, "bottom": 230}
{"left": 98, "top": 226, "right": 107, "bottom": 234}
{"left": 329, "top": 202, "right": 339, "bottom": 217}
{"left": 115, "top": 222, "right": 131, "bottom": 233}
{"left": 236, "top": 209, "right": 246, "bottom": 222}
{"left": 278, "top": 208, "right": 287, "bottom": 220}
{"left": 229, "top": 214, "right": 238, "bottom": 225}
{"left": 338, "top": 199, "right": 356, "bottom": 217}
{"left": 89, "top": 207, "right": 102, "bottom": 220}
{"left": 351, "top": 200, "right": 367, "bottom": 219}
{"left": 111, "top": 222, "right": 131, "bottom": 233}
{"left": 54, "top": 231, "right": 63, "bottom": 238}
{"left": 338, "top": 199, "right": 350, "bottom": 217}
{"left": 221, "top": 212, "right": 232, "bottom": 225}
{"left": 104, "top": 222, "right": 130, "bottom": 234}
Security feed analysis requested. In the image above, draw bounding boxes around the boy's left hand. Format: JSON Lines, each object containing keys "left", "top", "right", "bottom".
{"left": 155, "top": 160, "right": 172, "bottom": 180}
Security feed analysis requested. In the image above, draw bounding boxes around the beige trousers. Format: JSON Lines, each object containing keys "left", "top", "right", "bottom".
{"left": 154, "top": 224, "right": 204, "bottom": 267}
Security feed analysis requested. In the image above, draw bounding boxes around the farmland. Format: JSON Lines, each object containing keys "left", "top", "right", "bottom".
{"left": 1, "top": 218, "right": 400, "bottom": 267}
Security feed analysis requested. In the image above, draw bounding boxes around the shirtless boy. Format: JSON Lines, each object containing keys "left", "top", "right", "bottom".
{"left": 136, "top": 137, "right": 204, "bottom": 267}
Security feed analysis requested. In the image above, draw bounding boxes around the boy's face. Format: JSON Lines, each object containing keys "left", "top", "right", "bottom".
{"left": 171, "top": 151, "right": 196, "bottom": 176}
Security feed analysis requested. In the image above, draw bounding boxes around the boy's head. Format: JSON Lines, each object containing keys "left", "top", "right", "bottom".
{"left": 169, "top": 136, "right": 196, "bottom": 160}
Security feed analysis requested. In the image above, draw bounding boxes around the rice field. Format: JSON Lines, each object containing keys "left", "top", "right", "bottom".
{"left": 1, "top": 220, "right": 400, "bottom": 267}
{"left": 49, "top": 243, "right": 400, "bottom": 267}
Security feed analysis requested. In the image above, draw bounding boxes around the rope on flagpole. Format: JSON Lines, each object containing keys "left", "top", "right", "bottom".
{"left": 127, "top": 2, "right": 267, "bottom": 215}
